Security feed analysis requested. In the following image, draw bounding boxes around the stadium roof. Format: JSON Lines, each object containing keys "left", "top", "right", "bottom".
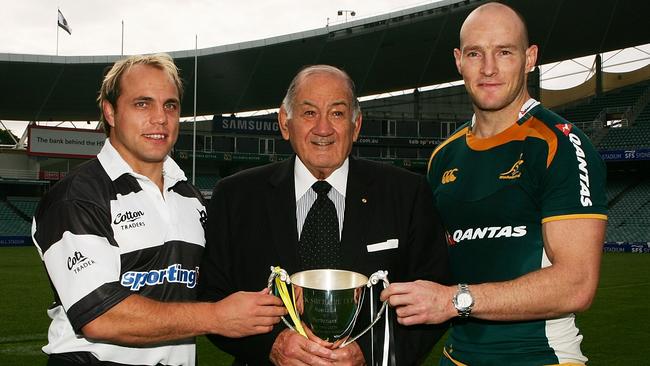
{"left": 2, "top": 0, "right": 650, "bottom": 121}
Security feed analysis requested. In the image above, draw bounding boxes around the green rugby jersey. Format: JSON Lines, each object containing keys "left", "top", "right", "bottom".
{"left": 427, "top": 101, "right": 607, "bottom": 365}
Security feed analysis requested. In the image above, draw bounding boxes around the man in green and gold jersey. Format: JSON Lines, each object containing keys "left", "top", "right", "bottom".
{"left": 381, "top": 2, "right": 607, "bottom": 365}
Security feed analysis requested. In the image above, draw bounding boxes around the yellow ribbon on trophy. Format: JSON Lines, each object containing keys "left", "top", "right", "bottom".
{"left": 272, "top": 266, "right": 307, "bottom": 337}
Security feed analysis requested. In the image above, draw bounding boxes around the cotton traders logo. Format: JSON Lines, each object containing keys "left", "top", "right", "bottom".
{"left": 452, "top": 226, "right": 527, "bottom": 243}
{"left": 113, "top": 210, "right": 146, "bottom": 230}
{"left": 67, "top": 251, "right": 96, "bottom": 274}
{"left": 198, "top": 208, "right": 207, "bottom": 229}
{"left": 121, "top": 264, "right": 199, "bottom": 291}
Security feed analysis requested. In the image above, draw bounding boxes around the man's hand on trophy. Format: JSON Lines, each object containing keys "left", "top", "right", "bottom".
{"left": 213, "top": 289, "right": 287, "bottom": 337}
{"left": 270, "top": 329, "right": 335, "bottom": 366}
{"left": 324, "top": 341, "right": 365, "bottom": 366}
{"left": 304, "top": 328, "right": 366, "bottom": 366}
{"left": 380, "top": 280, "right": 456, "bottom": 325}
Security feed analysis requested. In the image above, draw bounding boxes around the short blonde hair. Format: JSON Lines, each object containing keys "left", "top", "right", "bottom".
{"left": 97, "top": 53, "right": 183, "bottom": 136}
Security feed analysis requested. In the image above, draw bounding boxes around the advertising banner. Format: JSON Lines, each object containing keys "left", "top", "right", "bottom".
{"left": 213, "top": 116, "right": 279, "bottom": 135}
{"left": 28, "top": 126, "right": 105, "bottom": 159}
{"left": 600, "top": 148, "right": 650, "bottom": 161}
{"left": 603, "top": 242, "right": 650, "bottom": 253}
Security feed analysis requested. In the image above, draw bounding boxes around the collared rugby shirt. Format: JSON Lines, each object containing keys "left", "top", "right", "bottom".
{"left": 428, "top": 101, "right": 607, "bottom": 365}
{"left": 32, "top": 139, "right": 206, "bottom": 366}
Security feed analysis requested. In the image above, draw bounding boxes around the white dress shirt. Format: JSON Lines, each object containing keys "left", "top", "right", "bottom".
{"left": 294, "top": 157, "right": 348, "bottom": 240}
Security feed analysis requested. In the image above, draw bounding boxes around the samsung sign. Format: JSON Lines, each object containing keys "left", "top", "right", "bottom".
{"left": 213, "top": 116, "right": 279, "bottom": 135}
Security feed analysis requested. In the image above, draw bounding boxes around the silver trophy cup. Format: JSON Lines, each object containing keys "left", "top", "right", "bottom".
{"left": 268, "top": 267, "right": 389, "bottom": 348}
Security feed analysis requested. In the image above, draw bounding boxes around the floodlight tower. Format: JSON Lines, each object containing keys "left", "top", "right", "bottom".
{"left": 337, "top": 9, "right": 356, "bottom": 23}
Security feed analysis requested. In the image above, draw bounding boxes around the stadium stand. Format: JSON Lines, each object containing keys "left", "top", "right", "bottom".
{"left": 553, "top": 80, "right": 650, "bottom": 143}
{"left": 194, "top": 174, "right": 221, "bottom": 192}
{"left": 598, "top": 104, "right": 650, "bottom": 149}
{"left": 7, "top": 196, "right": 39, "bottom": 218}
{"left": 558, "top": 82, "right": 650, "bottom": 124}
{"left": 606, "top": 178, "right": 650, "bottom": 242}
{"left": 0, "top": 200, "right": 31, "bottom": 236}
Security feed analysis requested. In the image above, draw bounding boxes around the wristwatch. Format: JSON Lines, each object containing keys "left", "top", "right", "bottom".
{"left": 452, "top": 283, "right": 474, "bottom": 317}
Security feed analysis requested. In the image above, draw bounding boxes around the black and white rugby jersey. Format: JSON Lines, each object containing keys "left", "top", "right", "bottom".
{"left": 32, "top": 139, "right": 207, "bottom": 366}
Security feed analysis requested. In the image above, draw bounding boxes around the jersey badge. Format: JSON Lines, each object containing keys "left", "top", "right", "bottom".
{"left": 67, "top": 250, "right": 96, "bottom": 274}
{"left": 198, "top": 208, "right": 207, "bottom": 229}
{"left": 441, "top": 168, "right": 458, "bottom": 184}
{"left": 445, "top": 231, "right": 457, "bottom": 246}
{"left": 499, "top": 153, "right": 524, "bottom": 180}
{"left": 555, "top": 123, "right": 573, "bottom": 136}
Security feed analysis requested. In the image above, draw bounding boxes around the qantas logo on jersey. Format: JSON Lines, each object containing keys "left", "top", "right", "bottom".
{"left": 445, "top": 231, "right": 457, "bottom": 246}
{"left": 555, "top": 123, "right": 573, "bottom": 136}
{"left": 567, "top": 132, "right": 593, "bottom": 207}
{"left": 451, "top": 225, "right": 527, "bottom": 243}
{"left": 121, "top": 264, "right": 198, "bottom": 291}
{"left": 113, "top": 210, "right": 146, "bottom": 230}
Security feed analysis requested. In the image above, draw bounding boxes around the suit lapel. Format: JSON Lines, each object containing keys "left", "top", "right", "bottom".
{"left": 340, "top": 157, "right": 374, "bottom": 270}
{"left": 266, "top": 157, "right": 300, "bottom": 273}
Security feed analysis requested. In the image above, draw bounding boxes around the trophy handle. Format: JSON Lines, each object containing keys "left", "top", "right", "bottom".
{"left": 340, "top": 270, "right": 390, "bottom": 348}
{"left": 267, "top": 266, "right": 308, "bottom": 337}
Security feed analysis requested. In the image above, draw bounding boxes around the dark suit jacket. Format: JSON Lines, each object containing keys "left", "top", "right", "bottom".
{"left": 198, "top": 156, "right": 450, "bottom": 365}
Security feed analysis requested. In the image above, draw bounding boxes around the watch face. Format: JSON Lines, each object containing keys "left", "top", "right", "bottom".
{"left": 456, "top": 292, "right": 473, "bottom": 308}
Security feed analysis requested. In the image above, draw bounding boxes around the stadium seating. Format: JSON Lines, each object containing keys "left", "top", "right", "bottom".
{"left": 558, "top": 82, "right": 650, "bottom": 124}
{"left": 598, "top": 103, "right": 650, "bottom": 149}
{"left": 0, "top": 201, "right": 31, "bottom": 236}
{"left": 194, "top": 175, "right": 221, "bottom": 191}
{"left": 7, "top": 196, "right": 39, "bottom": 218}
{"left": 606, "top": 179, "right": 650, "bottom": 242}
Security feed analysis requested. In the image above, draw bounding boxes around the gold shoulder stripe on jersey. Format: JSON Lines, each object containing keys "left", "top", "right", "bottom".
{"left": 541, "top": 213, "right": 608, "bottom": 224}
{"left": 427, "top": 127, "right": 469, "bottom": 172}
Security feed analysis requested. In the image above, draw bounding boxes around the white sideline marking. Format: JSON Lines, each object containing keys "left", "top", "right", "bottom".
{"left": 598, "top": 281, "right": 650, "bottom": 290}
{"left": 0, "top": 333, "right": 46, "bottom": 344}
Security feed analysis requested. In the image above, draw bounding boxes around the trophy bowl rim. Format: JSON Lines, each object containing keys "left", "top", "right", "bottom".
{"left": 290, "top": 269, "right": 368, "bottom": 290}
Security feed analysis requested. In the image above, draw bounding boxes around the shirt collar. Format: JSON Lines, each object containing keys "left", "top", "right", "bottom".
{"left": 518, "top": 98, "right": 540, "bottom": 119}
{"left": 470, "top": 98, "right": 540, "bottom": 128}
{"left": 97, "top": 138, "right": 186, "bottom": 185}
{"left": 294, "top": 157, "right": 349, "bottom": 202}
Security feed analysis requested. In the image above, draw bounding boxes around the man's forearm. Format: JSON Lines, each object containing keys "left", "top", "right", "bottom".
{"left": 469, "top": 264, "right": 598, "bottom": 321}
{"left": 81, "top": 290, "right": 284, "bottom": 345}
{"left": 82, "top": 295, "right": 213, "bottom": 345}
{"left": 464, "top": 219, "right": 606, "bottom": 321}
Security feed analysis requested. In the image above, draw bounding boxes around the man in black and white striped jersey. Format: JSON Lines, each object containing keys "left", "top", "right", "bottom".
{"left": 32, "top": 54, "right": 286, "bottom": 366}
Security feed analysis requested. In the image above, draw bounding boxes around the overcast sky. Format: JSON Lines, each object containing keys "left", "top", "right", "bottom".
{"left": 0, "top": 0, "right": 435, "bottom": 56}
{"left": 1, "top": 0, "right": 649, "bottom": 138}
{"left": 0, "top": 0, "right": 440, "bottom": 137}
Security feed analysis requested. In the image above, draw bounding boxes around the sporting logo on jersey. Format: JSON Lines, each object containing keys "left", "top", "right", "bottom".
{"left": 67, "top": 251, "right": 96, "bottom": 274}
{"left": 451, "top": 225, "right": 527, "bottom": 243}
{"left": 567, "top": 132, "right": 592, "bottom": 207}
{"left": 113, "top": 210, "right": 146, "bottom": 230}
{"left": 555, "top": 123, "right": 573, "bottom": 136}
{"left": 121, "top": 264, "right": 198, "bottom": 291}
{"left": 442, "top": 168, "right": 458, "bottom": 184}
{"left": 499, "top": 153, "right": 524, "bottom": 180}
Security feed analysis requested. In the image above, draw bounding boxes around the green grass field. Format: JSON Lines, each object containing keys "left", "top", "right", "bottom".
{"left": 0, "top": 247, "right": 648, "bottom": 365}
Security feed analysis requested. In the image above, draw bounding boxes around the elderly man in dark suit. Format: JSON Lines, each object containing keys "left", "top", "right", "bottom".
{"left": 198, "top": 65, "right": 449, "bottom": 366}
